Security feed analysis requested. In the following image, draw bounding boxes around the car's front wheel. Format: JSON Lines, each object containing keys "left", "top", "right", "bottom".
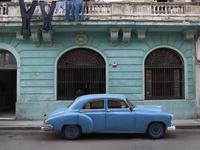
{"left": 147, "top": 122, "right": 166, "bottom": 139}
{"left": 62, "top": 125, "right": 81, "bottom": 140}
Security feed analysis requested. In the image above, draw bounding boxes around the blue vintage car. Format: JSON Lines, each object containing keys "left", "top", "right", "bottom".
{"left": 41, "top": 94, "right": 175, "bottom": 139}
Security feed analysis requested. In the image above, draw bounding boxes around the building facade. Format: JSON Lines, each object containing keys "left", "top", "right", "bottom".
{"left": 0, "top": 0, "right": 200, "bottom": 119}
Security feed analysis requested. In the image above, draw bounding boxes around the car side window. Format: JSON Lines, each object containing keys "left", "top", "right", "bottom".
{"left": 83, "top": 100, "right": 104, "bottom": 109}
{"left": 108, "top": 99, "right": 129, "bottom": 109}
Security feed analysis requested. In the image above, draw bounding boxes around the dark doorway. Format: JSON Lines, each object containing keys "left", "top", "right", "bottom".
{"left": 0, "top": 50, "right": 17, "bottom": 118}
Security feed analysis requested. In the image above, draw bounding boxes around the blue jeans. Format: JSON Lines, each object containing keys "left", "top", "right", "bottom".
{"left": 64, "top": 0, "right": 85, "bottom": 22}
{"left": 19, "top": 0, "right": 37, "bottom": 37}
{"left": 74, "top": 0, "right": 85, "bottom": 21}
{"left": 64, "top": 0, "right": 74, "bottom": 21}
{"left": 40, "top": 1, "right": 57, "bottom": 31}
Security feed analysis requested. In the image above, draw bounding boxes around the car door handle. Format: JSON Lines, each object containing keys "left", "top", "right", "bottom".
{"left": 80, "top": 109, "right": 84, "bottom": 113}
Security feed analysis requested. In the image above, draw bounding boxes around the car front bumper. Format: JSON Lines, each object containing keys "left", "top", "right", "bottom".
{"left": 41, "top": 124, "right": 53, "bottom": 131}
{"left": 167, "top": 125, "right": 176, "bottom": 131}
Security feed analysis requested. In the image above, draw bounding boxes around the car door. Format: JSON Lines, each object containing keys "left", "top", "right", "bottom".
{"left": 81, "top": 99, "right": 106, "bottom": 132}
{"left": 106, "top": 99, "right": 135, "bottom": 132}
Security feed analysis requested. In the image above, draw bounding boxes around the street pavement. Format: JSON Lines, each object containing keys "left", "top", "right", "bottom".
{"left": 1, "top": 119, "right": 200, "bottom": 130}
{"left": 0, "top": 129, "right": 200, "bottom": 150}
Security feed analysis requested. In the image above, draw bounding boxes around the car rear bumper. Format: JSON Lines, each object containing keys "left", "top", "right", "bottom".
{"left": 41, "top": 124, "right": 53, "bottom": 131}
{"left": 167, "top": 125, "right": 176, "bottom": 131}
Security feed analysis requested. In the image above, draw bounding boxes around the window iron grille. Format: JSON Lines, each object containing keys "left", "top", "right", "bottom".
{"left": 145, "top": 48, "right": 184, "bottom": 100}
{"left": 0, "top": 50, "right": 17, "bottom": 70}
{"left": 57, "top": 48, "right": 106, "bottom": 100}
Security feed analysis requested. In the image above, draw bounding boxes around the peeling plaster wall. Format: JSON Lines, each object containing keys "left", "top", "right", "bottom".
{"left": 0, "top": 29, "right": 197, "bottom": 120}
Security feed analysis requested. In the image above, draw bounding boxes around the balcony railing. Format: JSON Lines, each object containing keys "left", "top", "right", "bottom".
{"left": 152, "top": 3, "right": 185, "bottom": 14}
{"left": 0, "top": 2, "right": 200, "bottom": 23}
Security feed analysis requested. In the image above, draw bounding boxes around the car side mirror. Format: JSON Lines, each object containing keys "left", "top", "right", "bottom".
{"left": 129, "top": 107, "right": 133, "bottom": 112}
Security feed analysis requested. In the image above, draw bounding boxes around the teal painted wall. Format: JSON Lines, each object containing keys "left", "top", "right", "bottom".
{"left": 0, "top": 31, "right": 197, "bottom": 119}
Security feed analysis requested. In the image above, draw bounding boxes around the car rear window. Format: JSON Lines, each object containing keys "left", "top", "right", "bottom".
{"left": 83, "top": 100, "right": 104, "bottom": 109}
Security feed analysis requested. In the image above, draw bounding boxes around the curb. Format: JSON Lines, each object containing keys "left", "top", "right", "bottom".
{"left": 175, "top": 125, "right": 200, "bottom": 129}
{"left": 0, "top": 126, "right": 41, "bottom": 130}
{"left": 0, "top": 120, "right": 42, "bottom": 130}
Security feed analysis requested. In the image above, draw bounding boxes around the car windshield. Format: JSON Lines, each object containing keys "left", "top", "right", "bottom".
{"left": 67, "top": 101, "right": 74, "bottom": 108}
{"left": 126, "top": 99, "right": 135, "bottom": 108}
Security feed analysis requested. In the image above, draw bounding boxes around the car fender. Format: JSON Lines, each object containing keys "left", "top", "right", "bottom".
{"left": 49, "top": 113, "right": 79, "bottom": 133}
{"left": 135, "top": 114, "right": 169, "bottom": 133}
{"left": 78, "top": 113, "right": 94, "bottom": 133}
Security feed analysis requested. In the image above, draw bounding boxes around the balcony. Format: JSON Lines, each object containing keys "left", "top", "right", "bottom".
{"left": 0, "top": 2, "right": 200, "bottom": 23}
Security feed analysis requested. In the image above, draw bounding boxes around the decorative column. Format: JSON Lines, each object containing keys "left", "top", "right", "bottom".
{"left": 122, "top": 28, "right": 132, "bottom": 44}
{"left": 110, "top": 28, "right": 119, "bottom": 44}
{"left": 31, "top": 30, "right": 41, "bottom": 47}
{"left": 183, "top": 30, "right": 195, "bottom": 40}
{"left": 136, "top": 30, "right": 146, "bottom": 40}
{"left": 196, "top": 35, "right": 200, "bottom": 118}
{"left": 42, "top": 30, "right": 53, "bottom": 47}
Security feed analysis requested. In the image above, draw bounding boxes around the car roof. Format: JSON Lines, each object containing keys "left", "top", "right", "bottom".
{"left": 69, "top": 94, "right": 127, "bottom": 109}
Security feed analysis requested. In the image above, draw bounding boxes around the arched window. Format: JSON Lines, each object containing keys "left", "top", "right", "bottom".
{"left": 57, "top": 48, "right": 106, "bottom": 100}
{"left": 0, "top": 50, "right": 16, "bottom": 69}
{"left": 145, "top": 48, "right": 184, "bottom": 100}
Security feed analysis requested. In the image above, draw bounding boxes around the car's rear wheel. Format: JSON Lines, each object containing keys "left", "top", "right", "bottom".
{"left": 62, "top": 125, "right": 81, "bottom": 140}
{"left": 147, "top": 122, "right": 165, "bottom": 139}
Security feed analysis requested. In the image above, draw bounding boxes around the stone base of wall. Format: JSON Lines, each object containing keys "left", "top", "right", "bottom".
{"left": 134, "top": 100, "right": 197, "bottom": 119}
{"left": 16, "top": 101, "right": 72, "bottom": 120}
{"left": 16, "top": 100, "right": 197, "bottom": 120}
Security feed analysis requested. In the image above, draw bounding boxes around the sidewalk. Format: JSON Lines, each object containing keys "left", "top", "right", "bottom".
{"left": 0, "top": 120, "right": 42, "bottom": 130}
{"left": 172, "top": 119, "right": 200, "bottom": 129}
{"left": 0, "top": 119, "right": 200, "bottom": 130}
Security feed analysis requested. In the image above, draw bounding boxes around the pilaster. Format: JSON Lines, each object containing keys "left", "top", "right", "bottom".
{"left": 196, "top": 35, "right": 200, "bottom": 117}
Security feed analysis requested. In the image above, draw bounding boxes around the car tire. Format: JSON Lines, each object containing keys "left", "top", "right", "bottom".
{"left": 63, "top": 125, "right": 81, "bottom": 140}
{"left": 147, "top": 122, "right": 165, "bottom": 139}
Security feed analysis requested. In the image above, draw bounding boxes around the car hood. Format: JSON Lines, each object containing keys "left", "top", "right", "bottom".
{"left": 133, "top": 105, "right": 163, "bottom": 112}
{"left": 48, "top": 108, "right": 68, "bottom": 118}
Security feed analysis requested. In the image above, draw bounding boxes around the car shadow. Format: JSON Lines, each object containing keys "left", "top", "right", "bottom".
{"left": 81, "top": 133, "right": 147, "bottom": 140}
{"left": 39, "top": 132, "right": 176, "bottom": 141}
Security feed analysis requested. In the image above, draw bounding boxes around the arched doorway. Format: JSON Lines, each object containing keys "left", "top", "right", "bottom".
{"left": 0, "top": 49, "right": 17, "bottom": 117}
{"left": 57, "top": 48, "right": 106, "bottom": 100}
{"left": 145, "top": 48, "right": 184, "bottom": 100}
